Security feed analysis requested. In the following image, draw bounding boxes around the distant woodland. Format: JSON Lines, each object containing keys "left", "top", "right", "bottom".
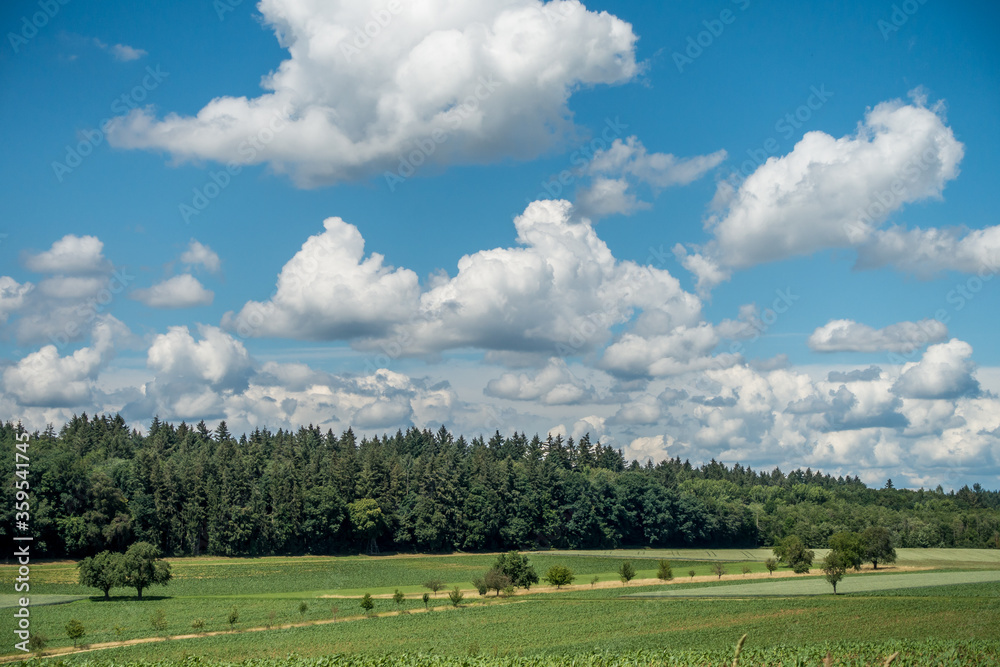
{"left": 3, "top": 414, "right": 998, "bottom": 559}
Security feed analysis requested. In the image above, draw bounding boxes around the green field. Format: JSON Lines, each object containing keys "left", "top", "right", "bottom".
{"left": 629, "top": 569, "right": 1000, "bottom": 597}
{"left": 1, "top": 549, "right": 998, "bottom": 663}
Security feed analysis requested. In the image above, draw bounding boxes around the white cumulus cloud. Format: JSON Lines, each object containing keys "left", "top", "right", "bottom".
{"left": 808, "top": 318, "right": 948, "bottom": 353}
{"left": 106, "top": 0, "right": 640, "bottom": 187}
{"left": 132, "top": 274, "right": 214, "bottom": 309}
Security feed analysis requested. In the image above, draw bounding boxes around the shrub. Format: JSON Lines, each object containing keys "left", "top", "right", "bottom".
{"left": 393, "top": 589, "right": 405, "bottom": 608}
{"left": 741, "top": 565, "right": 752, "bottom": 577}
{"left": 191, "top": 618, "right": 205, "bottom": 633}
{"left": 228, "top": 606, "right": 239, "bottom": 628}
{"left": 66, "top": 619, "right": 85, "bottom": 647}
{"left": 360, "top": 593, "right": 375, "bottom": 615}
{"left": 544, "top": 564, "right": 575, "bottom": 589}
{"left": 27, "top": 632, "right": 47, "bottom": 654}
{"left": 712, "top": 562, "right": 727, "bottom": 579}
{"left": 472, "top": 576, "right": 488, "bottom": 596}
{"left": 421, "top": 592, "right": 430, "bottom": 609}
{"left": 688, "top": 569, "right": 696, "bottom": 579}
{"left": 150, "top": 609, "right": 167, "bottom": 634}
{"left": 591, "top": 575, "right": 599, "bottom": 588}
{"left": 657, "top": 560, "right": 673, "bottom": 581}
{"left": 448, "top": 586, "right": 464, "bottom": 606}
{"left": 618, "top": 561, "right": 636, "bottom": 585}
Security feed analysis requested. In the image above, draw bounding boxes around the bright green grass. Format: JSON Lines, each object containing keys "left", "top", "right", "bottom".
{"left": 41, "top": 582, "right": 1000, "bottom": 664}
{"left": 550, "top": 547, "right": 1000, "bottom": 565}
{"left": 629, "top": 569, "right": 1000, "bottom": 597}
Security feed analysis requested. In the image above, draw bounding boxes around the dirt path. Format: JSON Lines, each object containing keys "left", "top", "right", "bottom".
{"left": 318, "top": 564, "right": 931, "bottom": 599}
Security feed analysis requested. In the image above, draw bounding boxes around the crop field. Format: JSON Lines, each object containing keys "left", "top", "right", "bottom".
{"left": 1, "top": 549, "right": 998, "bottom": 664}
{"left": 629, "top": 569, "right": 1000, "bottom": 597}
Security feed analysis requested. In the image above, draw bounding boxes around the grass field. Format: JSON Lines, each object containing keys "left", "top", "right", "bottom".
{"left": 1, "top": 548, "right": 998, "bottom": 663}
{"left": 629, "top": 569, "right": 1000, "bottom": 597}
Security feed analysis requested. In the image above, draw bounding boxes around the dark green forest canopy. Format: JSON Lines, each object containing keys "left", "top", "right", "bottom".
{"left": 2, "top": 414, "right": 998, "bottom": 558}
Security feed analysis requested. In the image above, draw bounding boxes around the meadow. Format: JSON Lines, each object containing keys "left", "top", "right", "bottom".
{"left": 0, "top": 548, "right": 997, "bottom": 664}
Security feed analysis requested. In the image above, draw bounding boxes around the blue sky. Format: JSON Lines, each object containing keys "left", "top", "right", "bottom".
{"left": 1, "top": 0, "right": 998, "bottom": 489}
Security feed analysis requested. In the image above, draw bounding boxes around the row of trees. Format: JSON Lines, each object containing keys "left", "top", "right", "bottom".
{"left": 2, "top": 415, "right": 997, "bottom": 559}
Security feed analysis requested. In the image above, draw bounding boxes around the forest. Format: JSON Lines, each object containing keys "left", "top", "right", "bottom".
{"left": 2, "top": 414, "right": 998, "bottom": 559}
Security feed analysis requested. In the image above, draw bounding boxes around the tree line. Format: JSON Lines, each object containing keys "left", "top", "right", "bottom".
{"left": 1, "top": 414, "right": 998, "bottom": 559}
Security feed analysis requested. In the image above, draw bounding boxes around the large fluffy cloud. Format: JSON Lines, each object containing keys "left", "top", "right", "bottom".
{"left": 227, "top": 200, "right": 706, "bottom": 363}
{"left": 106, "top": 0, "right": 640, "bottom": 187}
{"left": 677, "top": 93, "right": 965, "bottom": 291}
{"left": 1, "top": 316, "right": 127, "bottom": 407}
{"left": 855, "top": 224, "right": 1000, "bottom": 277}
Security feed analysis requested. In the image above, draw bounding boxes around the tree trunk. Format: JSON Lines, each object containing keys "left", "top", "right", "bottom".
{"left": 137, "top": 586, "right": 144, "bottom": 600}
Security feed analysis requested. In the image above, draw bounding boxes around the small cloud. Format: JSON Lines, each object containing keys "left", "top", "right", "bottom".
{"left": 132, "top": 275, "right": 214, "bottom": 309}
{"left": 180, "top": 240, "right": 221, "bottom": 273}
{"left": 94, "top": 38, "right": 147, "bottom": 62}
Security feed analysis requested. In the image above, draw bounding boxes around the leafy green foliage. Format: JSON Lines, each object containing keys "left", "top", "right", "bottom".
{"left": 123, "top": 542, "right": 172, "bottom": 599}
{"left": 360, "top": 593, "right": 374, "bottom": 615}
{"left": 764, "top": 558, "right": 778, "bottom": 575}
{"left": 491, "top": 551, "right": 539, "bottom": 589}
{"left": 423, "top": 579, "right": 445, "bottom": 595}
{"left": 392, "top": 590, "right": 404, "bottom": 608}
{"left": 2, "top": 417, "right": 997, "bottom": 561}
{"left": 65, "top": 618, "right": 85, "bottom": 647}
{"left": 712, "top": 562, "right": 727, "bottom": 579}
{"left": 829, "top": 531, "right": 865, "bottom": 570}
{"left": 861, "top": 525, "right": 898, "bottom": 570}
{"left": 149, "top": 609, "right": 167, "bottom": 633}
{"left": 618, "top": 561, "right": 636, "bottom": 584}
{"left": 78, "top": 551, "right": 126, "bottom": 599}
{"left": 774, "top": 535, "right": 814, "bottom": 573}
{"left": 544, "top": 565, "right": 575, "bottom": 588}
{"left": 484, "top": 568, "right": 511, "bottom": 596}
{"left": 228, "top": 606, "right": 240, "bottom": 627}
{"left": 448, "top": 586, "right": 464, "bottom": 606}
{"left": 822, "top": 551, "right": 848, "bottom": 594}
{"left": 656, "top": 559, "right": 673, "bottom": 581}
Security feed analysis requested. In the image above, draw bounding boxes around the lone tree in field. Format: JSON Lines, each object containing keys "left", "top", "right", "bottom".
{"left": 298, "top": 600, "right": 309, "bottom": 618}
{"left": 618, "top": 561, "right": 636, "bottom": 585}
{"left": 773, "top": 535, "right": 814, "bottom": 573}
{"left": 423, "top": 578, "right": 445, "bottom": 597}
{"left": 66, "top": 619, "right": 85, "bottom": 647}
{"left": 688, "top": 569, "right": 696, "bottom": 579}
{"left": 544, "top": 565, "right": 575, "bottom": 589}
{"left": 764, "top": 558, "right": 778, "bottom": 576}
{"left": 122, "top": 541, "right": 172, "bottom": 600}
{"left": 657, "top": 560, "right": 674, "bottom": 581}
{"left": 829, "top": 531, "right": 865, "bottom": 571}
{"left": 711, "top": 562, "right": 727, "bottom": 579}
{"left": 392, "top": 589, "right": 405, "bottom": 609}
{"left": 78, "top": 551, "right": 125, "bottom": 600}
{"left": 861, "top": 526, "right": 897, "bottom": 570}
{"left": 492, "top": 551, "right": 540, "bottom": 589}
{"left": 228, "top": 606, "right": 240, "bottom": 628}
{"left": 360, "top": 593, "right": 375, "bottom": 615}
{"left": 484, "top": 568, "right": 512, "bottom": 596}
{"left": 422, "top": 592, "right": 430, "bottom": 609}
{"left": 448, "top": 586, "right": 464, "bottom": 607}
{"left": 741, "top": 564, "right": 752, "bottom": 577}
{"left": 822, "top": 551, "right": 848, "bottom": 594}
